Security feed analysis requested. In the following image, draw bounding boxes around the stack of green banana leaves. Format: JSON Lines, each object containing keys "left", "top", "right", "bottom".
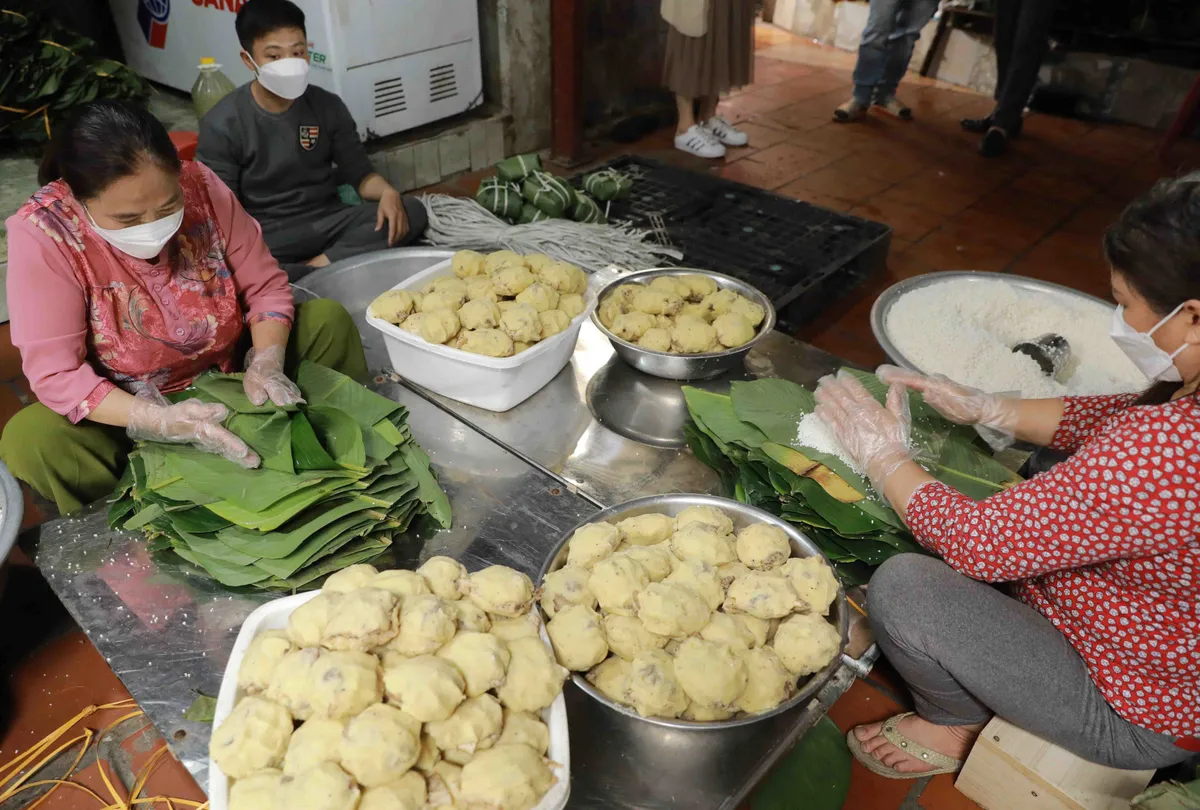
{"left": 108, "top": 361, "right": 452, "bottom": 591}
{"left": 683, "top": 369, "right": 1023, "bottom": 585}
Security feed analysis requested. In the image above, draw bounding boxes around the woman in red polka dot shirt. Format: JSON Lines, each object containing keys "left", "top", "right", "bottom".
{"left": 816, "top": 175, "right": 1200, "bottom": 779}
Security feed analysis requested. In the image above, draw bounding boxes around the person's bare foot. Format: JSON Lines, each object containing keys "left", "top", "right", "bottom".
{"left": 852, "top": 715, "right": 984, "bottom": 773}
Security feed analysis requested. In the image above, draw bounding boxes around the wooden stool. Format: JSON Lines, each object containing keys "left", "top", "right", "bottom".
{"left": 956, "top": 718, "right": 1155, "bottom": 810}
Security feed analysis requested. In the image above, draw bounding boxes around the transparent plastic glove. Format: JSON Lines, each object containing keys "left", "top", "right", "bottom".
{"left": 876, "top": 364, "right": 1019, "bottom": 450}
{"left": 243, "top": 345, "right": 304, "bottom": 407}
{"left": 126, "top": 389, "right": 261, "bottom": 469}
{"left": 813, "top": 370, "right": 914, "bottom": 497}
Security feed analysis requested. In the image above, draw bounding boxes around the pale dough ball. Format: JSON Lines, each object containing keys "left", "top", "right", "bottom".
{"left": 636, "top": 327, "right": 672, "bottom": 352}
{"left": 420, "top": 291, "right": 464, "bottom": 314}
{"left": 398, "top": 313, "right": 429, "bottom": 337}
{"left": 419, "top": 556, "right": 468, "bottom": 600}
{"left": 453, "top": 249, "right": 487, "bottom": 278}
{"left": 276, "top": 762, "right": 360, "bottom": 810}
{"left": 489, "top": 613, "right": 541, "bottom": 642}
{"left": 632, "top": 287, "right": 683, "bottom": 317}
{"left": 210, "top": 696, "right": 292, "bottom": 779}
{"left": 723, "top": 572, "right": 801, "bottom": 619}
{"left": 415, "top": 732, "right": 440, "bottom": 773}
{"left": 649, "top": 275, "right": 692, "bottom": 300}
{"left": 558, "top": 293, "right": 585, "bottom": 319}
{"left": 616, "top": 545, "right": 673, "bottom": 582}
{"left": 437, "top": 632, "right": 511, "bottom": 697}
{"left": 737, "top": 647, "right": 795, "bottom": 714}
{"left": 597, "top": 297, "right": 624, "bottom": 329}
{"left": 484, "top": 250, "right": 525, "bottom": 276}
{"left": 460, "top": 743, "right": 555, "bottom": 810}
{"left": 538, "top": 565, "right": 596, "bottom": 618}
{"left": 663, "top": 559, "right": 725, "bottom": 611}
{"left": 674, "top": 505, "right": 734, "bottom": 535}
{"left": 323, "top": 564, "right": 379, "bottom": 594}
{"left": 772, "top": 613, "right": 842, "bottom": 676}
{"left": 610, "top": 283, "right": 642, "bottom": 310}
{"left": 451, "top": 599, "right": 493, "bottom": 632}
{"left": 565, "top": 522, "right": 621, "bottom": 569}
{"left": 781, "top": 556, "right": 840, "bottom": 616}
{"left": 359, "top": 771, "right": 427, "bottom": 810}
{"left": 428, "top": 761, "right": 464, "bottom": 808}
{"left": 673, "top": 637, "right": 748, "bottom": 710}
{"left": 459, "top": 298, "right": 502, "bottom": 330}
{"left": 513, "top": 341, "right": 533, "bottom": 353}
{"left": 615, "top": 513, "right": 675, "bottom": 546}
{"left": 340, "top": 703, "right": 420, "bottom": 788}
{"left": 321, "top": 588, "right": 399, "bottom": 651}
{"left": 523, "top": 253, "right": 555, "bottom": 275}
{"left": 671, "top": 315, "right": 718, "bottom": 354}
{"left": 497, "top": 708, "right": 550, "bottom": 755}
{"left": 716, "top": 560, "right": 753, "bottom": 590}
{"left": 516, "top": 282, "right": 560, "bottom": 313}
{"left": 699, "top": 612, "right": 757, "bottom": 653}
{"left": 495, "top": 635, "right": 569, "bottom": 713}
{"left": 492, "top": 265, "right": 536, "bottom": 297}
{"left": 384, "top": 654, "right": 465, "bottom": 721}
{"left": 537, "top": 260, "right": 575, "bottom": 293}
{"left": 625, "top": 650, "right": 688, "bottom": 718}
{"left": 465, "top": 275, "right": 499, "bottom": 302}
{"left": 387, "top": 594, "right": 457, "bottom": 656}
{"left": 670, "top": 523, "right": 736, "bottom": 566}
{"left": 740, "top": 614, "right": 772, "bottom": 648}
{"left": 700, "top": 288, "right": 740, "bottom": 319}
{"left": 424, "top": 694, "right": 503, "bottom": 759}
{"left": 464, "top": 565, "right": 534, "bottom": 617}
{"left": 713, "top": 312, "right": 756, "bottom": 348}
{"left": 635, "top": 582, "right": 711, "bottom": 638}
{"left": 239, "top": 630, "right": 293, "bottom": 694}
{"left": 266, "top": 648, "right": 323, "bottom": 720}
{"left": 229, "top": 768, "right": 280, "bottom": 810}
{"left": 308, "top": 651, "right": 384, "bottom": 720}
{"left": 682, "top": 702, "right": 736, "bottom": 722}
{"left": 589, "top": 554, "right": 649, "bottom": 616}
{"left": 283, "top": 718, "right": 345, "bottom": 775}
{"left": 546, "top": 603, "right": 608, "bottom": 671}
{"left": 497, "top": 300, "right": 522, "bottom": 312}
{"left": 730, "top": 295, "right": 766, "bottom": 327}
{"left": 539, "top": 309, "right": 571, "bottom": 340}
{"left": 680, "top": 274, "right": 718, "bottom": 301}
{"left": 462, "top": 329, "right": 515, "bottom": 358}
{"left": 603, "top": 614, "right": 668, "bottom": 660}
{"left": 434, "top": 276, "right": 468, "bottom": 299}
{"left": 736, "top": 523, "right": 791, "bottom": 570}
{"left": 610, "top": 311, "right": 655, "bottom": 342}
{"left": 586, "top": 656, "right": 632, "bottom": 704}
{"left": 499, "top": 303, "right": 542, "bottom": 343}
{"left": 372, "top": 569, "right": 431, "bottom": 599}
{"left": 422, "top": 309, "right": 461, "bottom": 344}
{"left": 369, "top": 290, "right": 416, "bottom": 324}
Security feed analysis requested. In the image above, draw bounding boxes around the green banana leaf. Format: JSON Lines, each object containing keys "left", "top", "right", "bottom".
{"left": 251, "top": 516, "right": 379, "bottom": 579}
{"left": 400, "top": 445, "right": 452, "bottom": 529}
{"left": 260, "top": 534, "right": 393, "bottom": 590}
{"left": 290, "top": 411, "right": 340, "bottom": 470}
{"left": 306, "top": 405, "right": 367, "bottom": 469}
{"left": 216, "top": 498, "right": 381, "bottom": 560}
{"left": 749, "top": 715, "right": 850, "bottom": 810}
{"left": 228, "top": 410, "right": 294, "bottom": 474}
{"left": 206, "top": 476, "right": 366, "bottom": 532}
{"left": 188, "top": 374, "right": 296, "bottom": 415}
{"left": 682, "top": 388, "right": 768, "bottom": 450}
{"left": 172, "top": 543, "right": 272, "bottom": 587}
{"left": 295, "top": 361, "right": 399, "bottom": 429}
{"left": 730, "top": 378, "right": 814, "bottom": 443}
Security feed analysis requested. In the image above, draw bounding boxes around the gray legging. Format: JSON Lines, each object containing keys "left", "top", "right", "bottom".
{"left": 868, "top": 554, "right": 1190, "bottom": 770}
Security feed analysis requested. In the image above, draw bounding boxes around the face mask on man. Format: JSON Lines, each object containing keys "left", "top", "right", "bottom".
{"left": 84, "top": 206, "right": 184, "bottom": 260}
{"left": 1108, "top": 303, "right": 1188, "bottom": 383}
{"left": 246, "top": 54, "right": 309, "bottom": 100}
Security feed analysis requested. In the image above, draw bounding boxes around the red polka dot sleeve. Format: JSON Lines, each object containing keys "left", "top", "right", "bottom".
{"left": 1049, "top": 393, "right": 1140, "bottom": 453}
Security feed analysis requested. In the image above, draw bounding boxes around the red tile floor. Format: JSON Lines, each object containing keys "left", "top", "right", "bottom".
{"left": 3, "top": 22, "right": 1199, "bottom": 810}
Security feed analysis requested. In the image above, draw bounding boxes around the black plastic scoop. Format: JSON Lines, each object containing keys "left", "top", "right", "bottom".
{"left": 1013, "top": 333, "right": 1071, "bottom": 377}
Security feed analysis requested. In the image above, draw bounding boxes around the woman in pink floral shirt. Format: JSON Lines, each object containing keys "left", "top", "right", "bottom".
{"left": 0, "top": 101, "right": 366, "bottom": 513}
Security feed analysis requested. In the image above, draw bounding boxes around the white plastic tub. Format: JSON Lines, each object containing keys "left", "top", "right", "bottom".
{"left": 365, "top": 258, "right": 597, "bottom": 412}
{"left": 210, "top": 590, "right": 571, "bottom": 810}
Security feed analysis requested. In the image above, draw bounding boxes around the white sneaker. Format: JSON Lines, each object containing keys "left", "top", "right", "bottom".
{"left": 674, "top": 124, "right": 726, "bottom": 159}
{"left": 705, "top": 115, "right": 749, "bottom": 147}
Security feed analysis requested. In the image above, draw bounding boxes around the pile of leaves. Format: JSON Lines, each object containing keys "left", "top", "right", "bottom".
{"left": 684, "top": 370, "right": 1023, "bottom": 585}
{"left": 109, "top": 362, "right": 452, "bottom": 591}
{"left": 0, "top": 3, "right": 150, "bottom": 148}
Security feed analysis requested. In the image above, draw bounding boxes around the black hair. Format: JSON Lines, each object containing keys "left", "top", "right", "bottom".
{"left": 235, "top": 0, "right": 306, "bottom": 54}
{"left": 38, "top": 100, "right": 180, "bottom": 201}
{"left": 1104, "top": 174, "right": 1200, "bottom": 405}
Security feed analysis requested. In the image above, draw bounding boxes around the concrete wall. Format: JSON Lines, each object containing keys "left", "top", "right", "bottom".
{"left": 581, "top": 0, "right": 672, "bottom": 132}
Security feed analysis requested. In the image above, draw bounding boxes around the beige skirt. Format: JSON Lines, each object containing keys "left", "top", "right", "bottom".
{"left": 663, "top": 0, "right": 755, "bottom": 99}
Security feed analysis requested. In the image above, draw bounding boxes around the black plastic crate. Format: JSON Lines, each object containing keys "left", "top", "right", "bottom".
{"left": 574, "top": 156, "right": 892, "bottom": 329}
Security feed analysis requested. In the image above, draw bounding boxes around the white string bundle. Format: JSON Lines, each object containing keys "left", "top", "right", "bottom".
{"left": 419, "top": 194, "right": 682, "bottom": 273}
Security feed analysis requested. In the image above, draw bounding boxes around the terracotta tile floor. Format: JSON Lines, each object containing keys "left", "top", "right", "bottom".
{"left": 2, "top": 23, "right": 1199, "bottom": 810}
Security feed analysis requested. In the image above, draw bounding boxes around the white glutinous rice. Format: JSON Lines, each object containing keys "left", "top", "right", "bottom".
{"left": 794, "top": 413, "right": 862, "bottom": 474}
{"left": 884, "top": 278, "right": 1145, "bottom": 398}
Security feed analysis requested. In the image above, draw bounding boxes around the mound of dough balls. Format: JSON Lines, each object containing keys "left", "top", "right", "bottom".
{"left": 542, "top": 506, "right": 842, "bottom": 722}
{"left": 369, "top": 251, "right": 590, "bottom": 359}
{"left": 215, "top": 562, "right": 563, "bottom": 809}
{"left": 597, "top": 273, "right": 767, "bottom": 353}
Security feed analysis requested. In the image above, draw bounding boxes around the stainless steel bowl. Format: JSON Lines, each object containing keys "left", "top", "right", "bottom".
{"left": 591, "top": 269, "right": 777, "bottom": 381}
{"left": 537, "top": 493, "right": 848, "bottom": 731}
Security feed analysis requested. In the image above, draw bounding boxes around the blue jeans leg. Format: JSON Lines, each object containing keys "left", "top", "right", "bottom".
{"left": 877, "top": 0, "right": 939, "bottom": 102}
{"left": 852, "top": 0, "right": 904, "bottom": 104}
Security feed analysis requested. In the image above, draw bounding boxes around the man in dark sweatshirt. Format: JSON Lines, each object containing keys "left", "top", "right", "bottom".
{"left": 196, "top": 0, "right": 426, "bottom": 281}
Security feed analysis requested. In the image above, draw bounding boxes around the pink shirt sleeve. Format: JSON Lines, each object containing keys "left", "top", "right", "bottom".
{"left": 197, "top": 162, "right": 294, "bottom": 327}
{"left": 4, "top": 215, "right": 116, "bottom": 421}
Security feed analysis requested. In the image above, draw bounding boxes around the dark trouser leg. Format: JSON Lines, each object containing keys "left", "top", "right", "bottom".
{"left": 876, "top": 0, "right": 940, "bottom": 103}
{"left": 322, "top": 197, "right": 429, "bottom": 265}
{"left": 991, "top": 0, "right": 1020, "bottom": 103}
{"left": 991, "top": 0, "right": 1057, "bottom": 131}
{"left": 867, "top": 554, "right": 1189, "bottom": 770}
{"left": 853, "top": 0, "right": 905, "bottom": 105}
{"left": 286, "top": 299, "right": 369, "bottom": 381}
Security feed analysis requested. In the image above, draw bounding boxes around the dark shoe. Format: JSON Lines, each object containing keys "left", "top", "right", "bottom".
{"left": 979, "top": 127, "right": 1010, "bottom": 158}
{"left": 961, "top": 115, "right": 993, "bottom": 133}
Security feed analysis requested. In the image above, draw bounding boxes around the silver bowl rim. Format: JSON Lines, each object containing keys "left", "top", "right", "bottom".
{"left": 536, "top": 492, "right": 849, "bottom": 731}
{"left": 590, "top": 268, "right": 778, "bottom": 361}
{"left": 869, "top": 271, "right": 1115, "bottom": 373}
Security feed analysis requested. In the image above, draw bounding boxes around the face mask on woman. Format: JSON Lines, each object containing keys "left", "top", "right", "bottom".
{"left": 84, "top": 206, "right": 185, "bottom": 260}
{"left": 246, "top": 54, "right": 310, "bottom": 100}
{"left": 1108, "top": 303, "right": 1187, "bottom": 383}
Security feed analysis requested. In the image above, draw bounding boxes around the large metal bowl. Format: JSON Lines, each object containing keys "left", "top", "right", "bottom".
{"left": 591, "top": 268, "right": 777, "bottom": 381}
{"left": 537, "top": 493, "right": 848, "bottom": 730}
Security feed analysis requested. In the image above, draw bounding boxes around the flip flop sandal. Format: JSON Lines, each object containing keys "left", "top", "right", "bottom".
{"left": 846, "top": 712, "right": 965, "bottom": 779}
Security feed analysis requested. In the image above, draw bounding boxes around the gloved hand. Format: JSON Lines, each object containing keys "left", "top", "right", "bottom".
{"left": 127, "top": 392, "right": 260, "bottom": 468}
{"left": 877, "top": 364, "right": 1019, "bottom": 449}
{"left": 813, "top": 370, "right": 914, "bottom": 497}
{"left": 243, "top": 345, "right": 304, "bottom": 407}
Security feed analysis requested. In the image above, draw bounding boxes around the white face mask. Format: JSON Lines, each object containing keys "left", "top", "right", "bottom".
{"left": 247, "top": 54, "right": 309, "bottom": 100}
{"left": 1108, "top": 303, "right": 1187, "bottom": 383}
{"left": 85, "top": 206, "right": 184, "bottom": 260}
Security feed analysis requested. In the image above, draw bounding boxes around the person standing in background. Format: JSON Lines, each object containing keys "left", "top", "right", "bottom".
{"left": 662, "top": 0, "right": 755, "bottom": 159}
{"left": 961, "top": 0, "right": 1060, "bottom": 157}
{"left": 834, "top": 0, "right": 939, "bottom": 123}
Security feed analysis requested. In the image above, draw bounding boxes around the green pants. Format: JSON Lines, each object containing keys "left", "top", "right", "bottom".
{"left": 0, "top": 299, "right": 368, "bottom": 515}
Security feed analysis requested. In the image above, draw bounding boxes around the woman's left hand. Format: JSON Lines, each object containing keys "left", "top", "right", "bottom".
{"left": 814, "top": 370, "right": 913, "bottom": 494}
{"left": 244, "top": 345, "right": 304, "bottom": 407}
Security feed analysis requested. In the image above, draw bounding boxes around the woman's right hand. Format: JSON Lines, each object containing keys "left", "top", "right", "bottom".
{"left": 126, "top": 395, "right": 261, "bottom": 468}
{"left": 877, "top": 365, "right": 1020, "bottom": 437}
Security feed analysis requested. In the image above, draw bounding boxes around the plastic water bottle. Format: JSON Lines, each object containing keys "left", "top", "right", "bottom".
{"left": 191, "top": 57, "right": 237, "bottom": 120}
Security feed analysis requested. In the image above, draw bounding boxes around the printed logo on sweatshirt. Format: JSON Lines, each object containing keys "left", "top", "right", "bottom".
{"left": 299, "top": 126, "right": 320, "bottom": 151}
